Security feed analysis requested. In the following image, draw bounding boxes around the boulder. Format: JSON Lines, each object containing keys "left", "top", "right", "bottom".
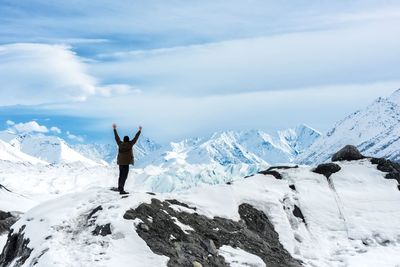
{"left": 332, "top": 145, "right": 365, "bottom": 162}
{"left": 313, "top": 163, "right": 341, "bottom": 179}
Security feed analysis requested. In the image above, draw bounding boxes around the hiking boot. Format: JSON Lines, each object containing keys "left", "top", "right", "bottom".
{"left": 119, "top": 190, "right": 129, "bottom": 195}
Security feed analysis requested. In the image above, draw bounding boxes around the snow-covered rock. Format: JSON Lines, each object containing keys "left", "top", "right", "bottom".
{"left": 298, "top": 89, "right": 400, "bottom": 164}
{"left": 0, "top": 182, "right": 37, "bottom": 253}
{"left": 1, "top": 157, "right": 400, "bottom": 266}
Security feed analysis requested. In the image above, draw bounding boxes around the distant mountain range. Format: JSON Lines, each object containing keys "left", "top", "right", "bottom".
{"left": 70, "top": 125, "right": 321, "bottom": 167}
{"left": 0, "top": 89, "right": 399, "bottom": 166}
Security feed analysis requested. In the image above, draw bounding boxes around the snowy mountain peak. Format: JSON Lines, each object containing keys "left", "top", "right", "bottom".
{"left": 0, "top": 132, "right": 100, "bottom": 166}
{"left": 298, "top": 89, "right": 400, "bottom": 164}
{"left": 279, "top": 124, "right": 321, "bottom": 155}
{"left": 0, "top": 139, "right": 46, "bottom": 165}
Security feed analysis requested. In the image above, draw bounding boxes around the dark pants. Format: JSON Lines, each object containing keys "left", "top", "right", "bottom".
{"left": 118, "top": 165, "right": 129, "bottom": 191}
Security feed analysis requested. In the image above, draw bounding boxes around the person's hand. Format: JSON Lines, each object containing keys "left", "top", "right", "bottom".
{"left": 112, "top": 123, "right": 117, "bottom": 129}
{"left": 139, "top": 126, "right": 142, "bottom": 131}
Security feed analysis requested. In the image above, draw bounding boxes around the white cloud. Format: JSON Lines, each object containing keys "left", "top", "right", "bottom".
{"left": 0, "top": 43, "right": 133, "bottom": 106}
{"left": 6, "top": 120, "right": 64, "bottom": 135}
{"left": 66, "top": 131, "right": 84, "bottom": 142}
{"left": 50, "top": 126, "right": 62, "bottom": 134}
{"left": 92, "top": 20, "right": 400, "bottom": 96}
{"left": 10, "top": 121, "right": 49, "bottom": 133}
{"left": 51, "top": 81, "right": 400, "bottom": 141}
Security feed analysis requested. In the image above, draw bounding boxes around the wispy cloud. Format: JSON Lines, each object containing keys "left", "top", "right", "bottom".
{"left": 92, "top": 21, "right": 400, "bottom": 96}
{"left": 0, "top": 43, "right": 134, "bottom": 106}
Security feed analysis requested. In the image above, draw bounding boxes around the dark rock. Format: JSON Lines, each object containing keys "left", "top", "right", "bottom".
{"left": 258, "top": 166, "right": 298, "bottom": 180}
{"left": 201, "top": 239, "right": 217, "bottom": 255}
{"left": 267, "top": 165, "right": 299, "bottom": 171}
{"left": 0, "top": 211, "right": 12, "bottom": 221}
{"left": 0, "top": 225, "right": 33, "bottom": 267}
{"left": 258, "top": 170, "right": 282, "bottom": 180}
{"left": 124, "top": 198, "right": 302, "bottom": 267}
{"left": 146, "top": 192, "right": 156, "bottom": 196}
{"left": 332, "top": 145, "right": 365, "bottom": 162}
{"left": 87, "top": 205, "right": 103, "bottom": 220}
{"left": 370, "top": 158, "right": 400, "bottom": 184}
{"left": 292, "top": 205, "right": 306, "bottom": 225}
{"left": 289, "top": 184, "right": 296, "bottom": 191}
{"left": 0, "top": 211, "right": 18, "bottom": 235}
{"left": 313, "top": 163, "right": 341, "bottom": 179}
{"left": 92, "top": 223, "right": 112, "bottom": 236}
{"left": 166, "top": 199, "right": 197, "bottom": 210}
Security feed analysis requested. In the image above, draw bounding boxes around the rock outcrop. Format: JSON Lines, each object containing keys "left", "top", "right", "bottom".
{"left": 258, "top": 165, "right": 299, "bottom": 180}
{"left": 331, "top": 145, "right": 365, "bottom": 162}
{"left": 313, "top": 163, "right": 341, "bottom": 179}
{"left": 0, "top": 226, "right": 32, "bottom": 267}
{"left": 0, "top": 211, "right": 18, "bottom": 235}
{"left": 124, "top": 198, "right": 302, "bottom": 267}
{"left": 371, "top": 157, "right": 400, "bottom": 185}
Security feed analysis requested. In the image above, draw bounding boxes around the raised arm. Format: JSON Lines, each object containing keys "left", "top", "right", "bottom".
{"left": 131, "top": 126, "right": 142, "bottom": 145}
{"left": 113, "top": 123, "right": 122, "bottom": 145}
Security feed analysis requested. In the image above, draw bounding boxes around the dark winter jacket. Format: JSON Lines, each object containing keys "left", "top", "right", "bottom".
{"left": 114, "top": 129, "right": 141, "bottom": 165}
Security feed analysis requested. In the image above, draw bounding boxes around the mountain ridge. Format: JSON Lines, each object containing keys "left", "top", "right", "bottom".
{"left": 297, "top": 89, "right": 400, "bottom": 164}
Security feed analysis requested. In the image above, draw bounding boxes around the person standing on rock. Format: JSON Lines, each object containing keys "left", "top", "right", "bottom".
{"left": 112, "top": 123, "right": 142, "bottom": 195}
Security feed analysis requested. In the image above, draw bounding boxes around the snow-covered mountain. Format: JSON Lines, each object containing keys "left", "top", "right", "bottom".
{"left": 297, "top": 89, "right": 400, "bottom": 164}
{"left": 0, "top": 139, "right": 45, "bottom": 165}
{"left": 0, "top": 124, "right": 320, "bottom": 167}
{"left": 73, "top": 137, "right": 162, "bottom": 166}
{"left": 2, "top": 154, "right": 400, "bottom": 266}
{"left": 0, "top": 131, "right": 100, "bottom": 166}
{"left": 82, "top": 125, "right": 320, "bottom": 167}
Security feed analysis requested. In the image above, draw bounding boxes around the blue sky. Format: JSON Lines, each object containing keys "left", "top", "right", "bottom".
{"left": 0, "top": 0, "right": 400, "bottom": 143}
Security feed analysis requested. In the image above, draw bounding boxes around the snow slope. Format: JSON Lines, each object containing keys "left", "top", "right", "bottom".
{"left": 2, "top": 159, "right": 400, "bottom": 266}
{"left": 0, "top": 183, "right": 37, "bottom": 213}
{"left": 0, "top": 158, "right": 263, "bottom": 198}
{"left": 0, "top": 139, "right": 46, "bottom": 165}
{"left": 298, "top": 89, "right": 400, "bottom": 164}
{"left": 0, "top": 181, "right": 38, "bottom": 253}
{"left": 0, "top": 132, "right": 100, "bottom": 166}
